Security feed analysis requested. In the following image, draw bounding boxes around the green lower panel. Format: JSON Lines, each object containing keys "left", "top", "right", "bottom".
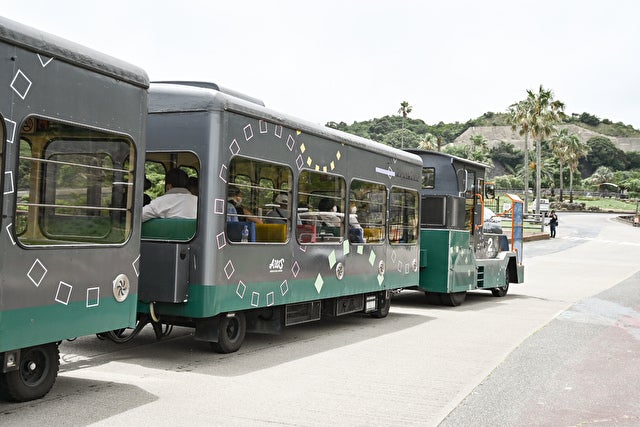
{"left": 0, "top": 295, "right": 137, "bottom": 352}
{"left": 418, "top": 229, "right": 475, "bottom": 293}
{"left": 144, "top": 270, "right": 417, "bottom": 319}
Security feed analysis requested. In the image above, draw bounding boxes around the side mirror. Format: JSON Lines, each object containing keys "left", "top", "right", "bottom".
{"left": 485, "top": 183, "right": 496, "bottom": 200}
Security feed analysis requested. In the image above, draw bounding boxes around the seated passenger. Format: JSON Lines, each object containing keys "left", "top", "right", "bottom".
{"left": 187, "top": 176, "right": 199, "bottom": 196}
{"left": 317, "top": 197, "right": 341, "bottom": 227}
{"left": 227, "top": 185, "right": 262, "bottom": 224}
{"left": 348, "top": 201, "right": 364, "bottom": 243}
{"left": 265, "top": 193, "right": 290, "bottom": 224}
{"left": 143, "top": 177, "right": 152, "bottom": 206}
{"left": 142, "top": 168, "right": 197, "bottom": 222}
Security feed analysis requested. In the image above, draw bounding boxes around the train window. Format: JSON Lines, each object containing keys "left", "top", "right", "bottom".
{"left": 422, "top": 167, "right": 435, "bottom": 189}
{"left": 142, "top": 155, "right": 200, "bottom": 241}
{"left": 16, "top": 117, "right": 135, "bottom": 246}
{"left": 227, "top": 156, "right": 292, "bottom": 243}
{"left": 389, "top": 187, "right": 419, "bottom": 244}
{"left": 349, "top": 180, "right": 386, "bottom": 244}
{"left": 297, "top": 170, "right": 345, "bottom": 244}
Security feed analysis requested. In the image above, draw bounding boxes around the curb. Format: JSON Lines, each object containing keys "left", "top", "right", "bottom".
{"left": 523, "top": 233, "right": 550, "bottom": 242}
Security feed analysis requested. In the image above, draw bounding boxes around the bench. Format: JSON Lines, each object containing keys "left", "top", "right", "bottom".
{"left": 226, "top": 221, "right": 256, "bottom": 242}
{"left": 256, "top": 223, "right": 287, "bottom": 242}
{"left": 141, "top": 218, "right": 197, "bottom": 240}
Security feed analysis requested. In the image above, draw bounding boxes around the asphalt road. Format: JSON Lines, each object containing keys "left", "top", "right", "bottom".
{"left": 0, "top": 213, "right": 638, "bottom": 426}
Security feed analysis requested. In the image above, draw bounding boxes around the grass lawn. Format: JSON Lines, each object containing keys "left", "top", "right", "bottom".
{"left": 573, "top": 197, "right": 639, "bottom": 212}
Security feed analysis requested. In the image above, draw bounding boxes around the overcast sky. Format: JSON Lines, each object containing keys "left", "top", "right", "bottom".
{"left": 4, "top": 1, "right": 640, "bottom": 129}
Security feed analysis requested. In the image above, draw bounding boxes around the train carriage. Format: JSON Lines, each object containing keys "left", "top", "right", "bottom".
{"left": 406, "top": 150, "right": 524, "bottom": 306}
{"left": 0, "top": 17, "right": 148, "bottom": 400}
{"left": 136, "top": 82, "right": 422, "bottom": 352}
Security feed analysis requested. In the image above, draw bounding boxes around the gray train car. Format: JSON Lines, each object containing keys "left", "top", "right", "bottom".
{"left": 405, "top": 150, "right": 524, "bottom": 306}
{"left": 137, "top": 82, "right": 422, "bottom": 352}
{"left": 0, "top": 17, "right": 148, "bottom": 400}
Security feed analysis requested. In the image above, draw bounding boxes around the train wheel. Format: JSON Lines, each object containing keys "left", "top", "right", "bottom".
{"left": 0, "top": 343, "right": 59, "bottom": 402}
{"left": 491, "top": 276, "right": 510, "bottom": 297}
{"left": 425, "top": 292, "right": 441, "bottom": 305}
{"left": 370, "top": 291, "right": 391, "bottom": 318}
{"left": 440, "top": 291, "right": 467, "bottom": 307}
{"left": 211, "top": 312, "right": 246, "bottom": 354}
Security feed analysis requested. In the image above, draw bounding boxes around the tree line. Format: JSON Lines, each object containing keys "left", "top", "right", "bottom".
{"left": 327, "top": 91, "right": 640, "bottom": 211}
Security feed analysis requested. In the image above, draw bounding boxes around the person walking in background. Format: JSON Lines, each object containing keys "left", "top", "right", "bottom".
{"left": 549, "top": 210, "right": 558, "bottom": 238}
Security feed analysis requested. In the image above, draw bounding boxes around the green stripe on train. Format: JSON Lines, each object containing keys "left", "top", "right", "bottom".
{"left": 0, "top": 296, "right": 138, "bottom": 352}
{"left": 142, "top": 272, "right": 418, "bottom": 319}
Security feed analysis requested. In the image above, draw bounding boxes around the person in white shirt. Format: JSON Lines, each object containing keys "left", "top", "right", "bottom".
{"left": 142, "top": 168, "right": 197, "bottom": 222}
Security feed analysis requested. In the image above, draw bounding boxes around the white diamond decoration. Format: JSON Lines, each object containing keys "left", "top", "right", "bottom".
{"left": 27, "top": 259, "right": 47, "bottom": 287}
{"left": 10, "top": 70, "right": 32, "bottom": 100}
{"left": 369, "top": 250, "right": 376, "bottom": 266}
{"left": 4, "top": 118, "right": 16, "bottom": 144}
{"left": 224, "top": 260, "right": 235, "bottom": 279}
{"left": 55, "top": 281, "right": 72, "bottom": 305}
{"left": 280, "top": 280, "right": 289, "bottom": 296}
{"left": 132, "top": 254, "right": 141, "bottom": 277}
{"left": 244, "top": 124, "right": 254, "bottom": 141}
{"left": 291, "top": 261, "right": 300, "bottom": 278}
{"left": 236, "top": 281, "right": 246, "bottom": 298}
{"left": 229, "top": 139, "right": 240, "bottom": 155}
{"left": 86, "top": 287, "right": 100, "bottom": 307}
{"left": 4, "top": 171, "right": 14, "bottom": 194}
{"left": 314, "top": 273, "right": 324, "bottom": 293}
{"left": 216, "top": 232, "right": 227, "bottom": 249}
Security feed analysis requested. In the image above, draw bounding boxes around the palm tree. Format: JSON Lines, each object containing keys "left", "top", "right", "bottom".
{"left": 565, "top": 136, "right": 589, "bottom": 203}
{"left": 398, "top": 101, "right": 413, "bottom": 149}
{"left": 419, "top": 132, "right": 438, "bottom": 150}
{"left": 468, "top": 134, "right": 492, "bottom": 164}
{"left": 508, "top": 99, "right": 534, "bottom": 212}
{"left": 526, "top": 85, "right": 565, "bottom": 215}
{"left": 549, "top": 128, "right": 579, "bottom": 201}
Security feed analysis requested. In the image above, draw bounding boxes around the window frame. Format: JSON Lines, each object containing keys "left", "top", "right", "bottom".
{"left": 348, "top": 178, "right": 387, "bottom": 245}
{"left": 389, "top": 186, "right": 419, "bottom": 245}
{"left": 15, "top": 116, "right": 136, "bottom": 247}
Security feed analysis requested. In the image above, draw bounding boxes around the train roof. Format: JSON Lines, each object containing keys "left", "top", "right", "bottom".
{"left": 0, "top": 16, "right": 149, "bottom": 88}
{"left": 149, "top": 81, "right": 423, "bottom": 166}
{"left": 404, "top": 149, "right": 491, "bottom": 171}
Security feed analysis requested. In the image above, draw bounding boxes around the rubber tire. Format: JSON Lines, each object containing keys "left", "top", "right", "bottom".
{"left": 211, "top": 313, "right": 246, "bottom": 354}
{"left": 0, "top": 343, "right": 59, "bottom": 402}
{"left": 424, "top": 292, "right": 441, "bottom": 305}
{"left": 440, "top": 291, "right": 467, "bottom": 307}
{"left": 491, "top": 276, "right": 510, "bottom": 297}
{"left": 370, "top": 291, "right": 391, "bottom": 318}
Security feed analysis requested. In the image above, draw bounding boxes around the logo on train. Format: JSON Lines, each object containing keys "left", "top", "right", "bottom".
{"left": 269, "top": 258, "right": 285, "bottom": 273}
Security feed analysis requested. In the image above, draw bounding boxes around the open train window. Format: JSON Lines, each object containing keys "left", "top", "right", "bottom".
{"left": 297, "top": 170, "right": 346, "bottom": 244}
{"left": 349, "top": 180, "right": 386, "bottom": 244}
{"left": 16, "top": 116, "right": 135, "bottom": 246}
{"left": 141, "top": 154, "right": 200, "bottom": 241}
{"left": 226, "top": 156, "right": 292, "bottom": 243}
{"left": 422, "top": 167, "right": 435, "bottom": 189}
{"left": 389, "top": 187, "right": 419, "bottom": 244}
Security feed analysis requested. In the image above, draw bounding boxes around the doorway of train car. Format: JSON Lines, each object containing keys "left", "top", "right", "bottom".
{"left": 138, "top": 152, "right": 200, "bottom": 304}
